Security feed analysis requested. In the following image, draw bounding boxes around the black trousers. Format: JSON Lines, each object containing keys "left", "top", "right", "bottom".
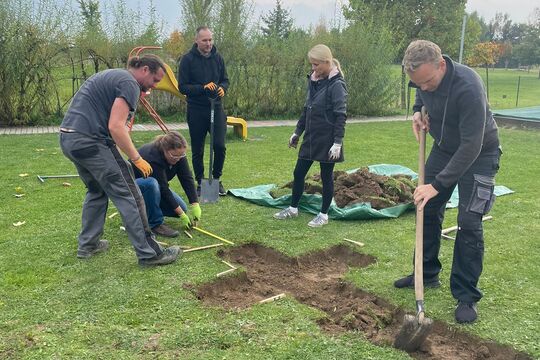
{"left": 420, "top": 144, "right": 501, "bottom": 303}
{"left": 291, "top": 158, "right": 335, "bottom": 214}
{"left": 186, "top": 104, "right": 227, "bottom": 183}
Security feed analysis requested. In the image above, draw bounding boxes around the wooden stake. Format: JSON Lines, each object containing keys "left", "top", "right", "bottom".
{"left": 183, "top": 243, "right": 222, "bottom": 253}
{"left": 259, "top": 293, "right": 286, "bottom": 304}
{"left": 343, "top": 238, "right": 365, "bottom": 247}
{"left": 184, "top": 230, "right": 193, "bottom": 239}
{"left": 108, "top": 212, "right": 118, "bottom": 219}
{"left": 221, "top": 260, "right": 237, "bottom": 269}
{"left": 156, "top": 241, "right": 169, "bottom": 247}
{"left": 192, "top": 226, "right": 235, "bottom": 245}
{"left": 216, "top": 268, "right": 237, "bottom": 277}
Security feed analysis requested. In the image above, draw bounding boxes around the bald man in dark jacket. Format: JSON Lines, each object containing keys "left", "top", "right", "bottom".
{"left": 178, "top": 26, "right": 229, "bottom": 196}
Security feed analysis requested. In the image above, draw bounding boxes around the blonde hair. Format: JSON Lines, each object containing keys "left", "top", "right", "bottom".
{"left": 403, "top": 40, "right": 442, "bottom": 73}
{"left": 308, "top": 44, "right": 344, "bottom": 78}
{"left": 153, "top": 131, "right": 188, "bottom": 152}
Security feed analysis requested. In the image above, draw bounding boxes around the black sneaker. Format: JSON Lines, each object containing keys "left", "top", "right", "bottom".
{"left": 138, "top": 246, "right": 182, "bottom": 266}
{"left": 77, "top": 240, "right": 109, "bottom": 259}
{"left": 152, "top": 224, "right": 179, "bottom": 238}
{"left": 455, "top": 301, "right": 478, "bottom": 324}
{"left": 393, "top": 274, "right": 441, "bottom": 289}
{"left": 218, "top": 181, "right": 227, "bottom": 196}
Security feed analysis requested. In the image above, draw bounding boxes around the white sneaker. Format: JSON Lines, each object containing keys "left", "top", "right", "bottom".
{"left": 308, "top": 213, "right": 328, "bottom": 227}
{"left": 273, "top": 207, "right": 298, "bottom": 220}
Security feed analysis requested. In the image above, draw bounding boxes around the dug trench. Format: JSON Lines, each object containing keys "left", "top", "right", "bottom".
{"left": 188, "top": 243, "right": 531, "bottom": 360}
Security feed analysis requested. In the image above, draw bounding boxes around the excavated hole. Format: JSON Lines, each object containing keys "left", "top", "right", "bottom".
{"left": 190, "top": 243, "right": 532, "bottom": 360}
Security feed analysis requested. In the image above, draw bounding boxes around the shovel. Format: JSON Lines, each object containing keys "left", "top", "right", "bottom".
{"left": 394, "top": 106, "right": 433, "bottom": 352}
{"left": 200, "top": 97, "right": 220, "bottom": 204}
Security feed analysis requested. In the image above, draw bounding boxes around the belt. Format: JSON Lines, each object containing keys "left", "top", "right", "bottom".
{"left": 60, "top": 128, "right": 76, "bottom": 133}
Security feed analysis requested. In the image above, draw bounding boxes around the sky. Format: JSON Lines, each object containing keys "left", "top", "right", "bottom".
{"left": 95, "top": 0, "right": 539, "bottom": 34}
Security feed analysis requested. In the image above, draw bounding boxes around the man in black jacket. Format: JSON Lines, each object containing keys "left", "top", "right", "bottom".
{"left": 394, "top": 40, "right": 501, "bottom": 324}
{"left": 178, "top": 26, "right": 229, "bottom": 196}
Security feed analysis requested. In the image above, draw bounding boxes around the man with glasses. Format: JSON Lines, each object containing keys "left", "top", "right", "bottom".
{"left": 132, "top": 131, "right": 202, "bottom": 238}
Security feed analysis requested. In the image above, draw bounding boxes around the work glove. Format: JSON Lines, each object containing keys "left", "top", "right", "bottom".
{"left": 288, "top": 133, "right": 299, "bottom": 148}
{"left": 179, "top": 212, "right": 192, "bottom": 230}
{"left": 132, "top": 157, "right": 153, "bottom": 178}
{"left": 217, "top": 86, "right": 225, "bottom": 97}
{"left": 203, "top": 82, "right": 217, "bottom": 91}
{"left": 190, "top": 203, "right": 202, "bottom": 222}
{"left": 328, "top": 143, "right": 342, "bottom": 160}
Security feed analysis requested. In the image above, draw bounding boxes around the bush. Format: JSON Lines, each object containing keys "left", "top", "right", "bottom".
{"left": 0, "top": 0, "right": 71, "bottom": 126}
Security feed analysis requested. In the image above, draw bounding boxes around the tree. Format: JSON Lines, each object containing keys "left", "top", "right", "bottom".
{"left": 487, "top": 12, "right": 513, "bottom": 41}
{"left": 180, "top": 0, "right": 214, "bottom": 37}
{"left": 466, "top": 42, "right": 504, "bottom": 99}
{"left": 163, "top": 30, "right": 188, "bottom": 60}
{"left": 260, "top": 0, "right": 294, "bottom": 39}
{"left": 344, "top": 0, "right": 467, "bottom": 58}
{"left": 75, "top": 0, "right": 111, "bottom": 74}
{"left": 0, "top": 0, "right": 72, "bottom": 125}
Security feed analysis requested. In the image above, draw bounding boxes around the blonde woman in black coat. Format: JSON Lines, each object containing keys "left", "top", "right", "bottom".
{"left": 274, "top": 44, "right": 348, "bottom": 227}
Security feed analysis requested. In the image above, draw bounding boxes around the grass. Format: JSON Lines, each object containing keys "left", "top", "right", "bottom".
{"left": 0, "top": 122, "right": 539, "bottom": 359}
{"left": 475, "top": 67, "right": 540, "bottom": 110}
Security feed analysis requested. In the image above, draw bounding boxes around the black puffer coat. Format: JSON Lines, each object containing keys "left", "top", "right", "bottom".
{"left": 295, "top": 71, "right": 347, "bottom": 163}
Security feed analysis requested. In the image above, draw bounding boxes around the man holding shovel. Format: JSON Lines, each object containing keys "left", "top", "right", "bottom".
{"left": 178, "top": 26, "right": 229, "bottom": 197}
{"left": 395, "top": 40, "right": 501, "bottom": 324}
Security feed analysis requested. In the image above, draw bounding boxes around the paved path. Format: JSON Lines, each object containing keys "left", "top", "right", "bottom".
{"left": 0, "top": 115, "right": 407, "bottom": 136}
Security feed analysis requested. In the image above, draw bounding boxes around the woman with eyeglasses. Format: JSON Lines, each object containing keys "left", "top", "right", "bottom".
{"left": 132, "top": 131, "right": 201, "bottom": 238}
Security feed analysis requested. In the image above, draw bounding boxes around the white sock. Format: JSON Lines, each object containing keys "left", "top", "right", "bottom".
{"left": 289, "top": 206, "right": 298, "bottom": 214}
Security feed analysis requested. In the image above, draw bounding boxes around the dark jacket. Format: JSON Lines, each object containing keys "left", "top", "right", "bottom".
{"left": 411, "top": 56, "right": 500, "bottom": 192}
{"left": 178, "top": 44, "right": 229, "bottom": 108}
{"left": 132, "top": 143, "right": 198, "bottom": 209}
{"left": 295, "top": 71, "right": 347, "bottom": 163}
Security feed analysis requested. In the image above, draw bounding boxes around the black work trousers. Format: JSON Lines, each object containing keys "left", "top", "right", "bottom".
{"left": 186, "top": 104, "right": 227, "bottom": 183}
{"left": 291, "top": 159, "right": 335, "bottom": 214}
{"left": 420, "top": 144, "right": 501, "bottom": 303}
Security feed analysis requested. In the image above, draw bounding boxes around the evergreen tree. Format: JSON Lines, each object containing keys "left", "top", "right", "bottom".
{"left": 260, "top": 0, "right": 294, "bottom": 39}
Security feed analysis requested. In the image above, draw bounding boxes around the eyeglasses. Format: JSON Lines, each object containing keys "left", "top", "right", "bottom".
{"left": 166, "top": 150, "right": 186, "bottom": 160}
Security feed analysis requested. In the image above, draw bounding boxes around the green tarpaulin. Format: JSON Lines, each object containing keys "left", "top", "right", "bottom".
{"left": 229, "top": 164, "right": 514, "bottom": 220}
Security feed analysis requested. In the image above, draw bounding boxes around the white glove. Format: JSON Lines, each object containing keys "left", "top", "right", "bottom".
{"left": 328, "top": 143, "right": 342, "bottom": 160}
{"left": 288, "top": 133, "right": 299, "bottom": 148}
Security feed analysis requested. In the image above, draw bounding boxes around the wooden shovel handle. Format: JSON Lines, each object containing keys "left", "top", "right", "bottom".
{"left": 415, "top": 107, "right": 427, "bottom": 304}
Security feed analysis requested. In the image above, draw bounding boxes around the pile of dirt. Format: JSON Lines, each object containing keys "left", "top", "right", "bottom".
{"left": 270, "top": 167, "right": 416, "bottom": 209}
{"left": 189, "top": 243, "right": 533, "bottom": 360}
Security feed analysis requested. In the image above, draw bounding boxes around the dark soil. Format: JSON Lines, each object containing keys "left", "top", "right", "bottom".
{"left": 271, "top": 167, "right": 416, "bottom": 209}
{"left": 189, "top": 243, "right": 532, "bottom": 360}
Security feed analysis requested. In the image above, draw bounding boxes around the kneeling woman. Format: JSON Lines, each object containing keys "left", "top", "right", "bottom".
{"left": 132, "top": 131, "right": 201, "bottom": 237}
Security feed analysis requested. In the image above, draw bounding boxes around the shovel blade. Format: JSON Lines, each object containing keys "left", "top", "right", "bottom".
{"left": 394, "top": 314, "right": 433, "bottom": 352}
{"left": 200, "top": 178, "right": 219, "bottom": 204}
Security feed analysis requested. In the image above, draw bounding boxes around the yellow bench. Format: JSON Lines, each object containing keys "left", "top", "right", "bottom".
{"left": 227, "top": 116, "right": 248, "bottom": 140}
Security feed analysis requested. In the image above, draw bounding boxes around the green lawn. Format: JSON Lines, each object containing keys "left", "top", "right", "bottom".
{"left": 390, "top": 65, "right": 540, "bottom": 115}
{"left": 475, "top": 67, "right": 540, "bottom": 110}
{"left": 0, "top": 123, "right": 538, "bottom": 359}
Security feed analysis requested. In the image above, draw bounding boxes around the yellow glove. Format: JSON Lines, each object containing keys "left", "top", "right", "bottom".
{"left": 203, "top": 82, "right": 217, "bottom": 91}
{"left": 217, "top": 87, "right": 225, "bottom": 97}
{"left": 132, "top": 157, "right": 153, "bottom": 178}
